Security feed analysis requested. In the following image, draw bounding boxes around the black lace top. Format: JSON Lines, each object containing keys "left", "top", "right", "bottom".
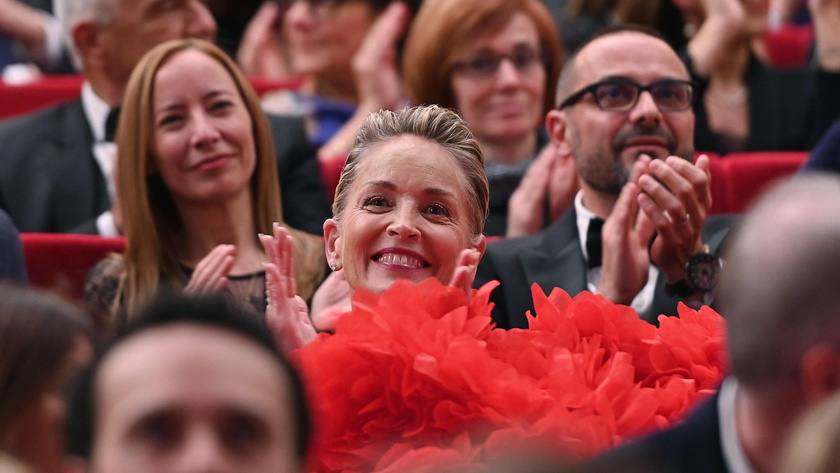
{"left": 84, "top": 255, "right": 267, "bottom": 321}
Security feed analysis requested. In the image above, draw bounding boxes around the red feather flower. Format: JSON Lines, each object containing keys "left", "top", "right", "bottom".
{"left": 295, "top": 279, "right": 728, "bottom": 472}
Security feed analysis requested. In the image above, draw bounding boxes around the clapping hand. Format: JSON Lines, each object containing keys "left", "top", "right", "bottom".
{"left": 261, "top": 224, "right": 316, "bottom": 351}
{"left": 183, "top": 244, "right": 236, "bottom": 295}
{"left": 447, "top": 247, "right": 483, "bottom": 297}
{"left": 506, "top": 142, "right": 578, "bottom": 237}
{"left": 641, "top": 154, "right": 711, "bottom": 283}
{"left": 599, "top": 157, "right": 657, "bottom": 305}
{"left": 236, "top": 0, "right": 291, "bottom": 79}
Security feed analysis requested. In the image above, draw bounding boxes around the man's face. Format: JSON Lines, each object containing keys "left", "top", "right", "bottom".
{"left": 552, "top": 32, "right": 695, "bottom": 196}
{"left": 89, "top": 324, "right": 301, "bottom": 473}
{"left": 99, "top": 0, "right": 217, "bottom": 91}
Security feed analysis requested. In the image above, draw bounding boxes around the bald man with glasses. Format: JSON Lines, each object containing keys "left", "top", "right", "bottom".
{"left": 475, "top": 25, "right": 733, "bottom": 329}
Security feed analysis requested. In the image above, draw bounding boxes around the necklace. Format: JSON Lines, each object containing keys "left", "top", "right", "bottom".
{"left": 705, "top": 86, "right": 748, "bottom": 108}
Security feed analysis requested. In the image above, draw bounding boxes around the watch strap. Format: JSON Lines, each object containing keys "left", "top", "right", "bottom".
{"left": 664, "top": 279, "right": 695, "bottom": 298}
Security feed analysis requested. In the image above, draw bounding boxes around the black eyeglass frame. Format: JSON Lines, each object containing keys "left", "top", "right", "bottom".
{"left": 450, "top": 46, "right": 550, "bottom": 80}
{"left": 556, "top": 78, "right": 698, "bottom": 112}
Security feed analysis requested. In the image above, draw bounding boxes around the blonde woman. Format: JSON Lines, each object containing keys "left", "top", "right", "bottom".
{"left": 84, "top": 38, "right": 325, "bottom": 321}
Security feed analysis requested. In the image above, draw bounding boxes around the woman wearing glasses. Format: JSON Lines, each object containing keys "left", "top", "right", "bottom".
{"left": 402, "top": 0, "right": 574, "bottom": 237}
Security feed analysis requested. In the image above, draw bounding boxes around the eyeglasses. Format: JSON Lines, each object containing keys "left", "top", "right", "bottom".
{"left": 451, "top": 46, "right": 546, "bottom": 80}
{"left": 557, "top": 79, "right": 697, "bottom": 112}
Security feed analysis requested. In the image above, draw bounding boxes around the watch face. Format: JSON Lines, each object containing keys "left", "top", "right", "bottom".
{"left": 688, "top": 253, "right": 720, "bottom": 292}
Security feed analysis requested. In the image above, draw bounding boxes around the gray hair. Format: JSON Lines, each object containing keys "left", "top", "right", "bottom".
{"left": 332, "top": 105, "right": 489, "bottom": 237}
{"left": 719, "top": 173, "right": 840, "bottom": 390}
{"left": 54, "top": 0, "right": 120, "bottom": 66}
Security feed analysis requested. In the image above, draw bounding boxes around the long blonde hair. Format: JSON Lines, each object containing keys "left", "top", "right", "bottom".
{"left": 115, "top": 38, "right": 322, "bottom": 317}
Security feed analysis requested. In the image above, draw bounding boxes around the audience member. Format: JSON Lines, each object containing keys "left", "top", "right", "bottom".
{"left": 263, "top": 105, "right": 489, "bottom": 335}
{"left": 0, "top": 283, "right": 93, "bottom": 473}
{"left": 83, "top": 39, "right": 325, "bottom": 322}
{"left": 254, "top": 0, "right": 420, "bottom": 156}
{"left": 475, "top": 25, "right": 732, "bottom": 329}
{"left": 402, "top": 0, "right": 575, "bottom": 237}
{"left": 575, "top": 173, "right": 840, "bottom": 473}
{"left": 0, "top": 0, "right": 329, "bottom": 236}
{"left": 555, "top": 0, "right": 840, "bottom": 155}
{"left": 65, "top": 293, "right": 310, "bottom": 473}
{"left": 0, "top": 0, "right": 66, "bottom": 74}
{"left": 0, "top": 209, "right": 27, "bottom": 284}
{"left": 663, "top": 0, "right": 840, "bottom": 154}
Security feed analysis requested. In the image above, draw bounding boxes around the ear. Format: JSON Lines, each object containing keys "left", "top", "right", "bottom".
{"left": 545, "top": 109, "right": 573, "bottom": 158}
{"left": 323, "top": 218, "right": 342, "bottom": 270}
{"left": 800, "top": 345, "right": 840, "bottom": 403}
{"left": 473, "top": 233, "right": 486, "bottom": 260}
{"left": 72, "top": 21, "right": 108, "bottom": 71}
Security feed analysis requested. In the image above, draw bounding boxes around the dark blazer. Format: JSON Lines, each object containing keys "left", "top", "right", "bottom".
{"left": 0, "top": 99, "right": 330, "bottom": 235}
{"left": 0, "top": 208, "right": 27, "bottom": 284}
{"left": 573, "top": 393, "right": 727, "bottom": 473}
{"left": 475, "top": 207, "right": 734, "bottom": 329}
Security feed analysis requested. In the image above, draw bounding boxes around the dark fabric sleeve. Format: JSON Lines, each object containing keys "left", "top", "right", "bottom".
{"left": 801, "top": 118, "right": 840, "bottom": 173}
{"left": 0, "top": 209, "right": 27, "bottom": 284}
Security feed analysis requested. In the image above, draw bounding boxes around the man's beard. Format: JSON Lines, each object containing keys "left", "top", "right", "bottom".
{"left": 575, "top": 123, "right": 692, "bottom": 196}
{"left": 580, "top": 158, "right": 631, "bottom": 196}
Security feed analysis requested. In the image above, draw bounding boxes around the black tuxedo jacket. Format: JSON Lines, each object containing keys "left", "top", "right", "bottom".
{"left": 0, "top": 208, "right": 27, "bottom": 284}
{"left": 475, "top": 207, "right": 734, "bottom": 329}
{"left": 0, "top": 99, "right": 329, "bottom": 235}
{"left": 574, "top": 393, "right": 728, "bottom": 473}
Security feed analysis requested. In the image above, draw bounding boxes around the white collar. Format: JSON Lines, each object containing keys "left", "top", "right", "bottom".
{"left": 719, "top": 378, "right": 757, "bottom": 473}
{"left": 574, "top": 190, "right": 597, "bottom": 263}
{"left": 80, "top": 82, "right": 112, "bottom": 143}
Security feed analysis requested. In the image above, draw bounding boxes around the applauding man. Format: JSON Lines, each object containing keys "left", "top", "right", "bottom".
{"left": 476, "top": 25, "right": 732, "bottom": 328}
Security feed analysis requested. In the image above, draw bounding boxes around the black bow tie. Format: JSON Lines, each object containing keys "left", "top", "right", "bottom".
{"left": 104, "top": 107, "right": 121, "bottom": 142}
{"left": 586, "top": 217, "right": 604, "bottom": 269}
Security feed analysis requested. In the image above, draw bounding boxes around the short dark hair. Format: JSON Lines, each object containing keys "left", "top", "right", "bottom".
{"left": 66, "top": 293, "right": 311, "bottom": 460}
{"left": 0, "top": 283, "right": 92, "bottom": 431}
{"left": 555, "top": 23, "right": 668, "bottom": 106}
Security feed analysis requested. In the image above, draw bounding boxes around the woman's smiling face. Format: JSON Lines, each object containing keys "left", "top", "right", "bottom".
{"left": 325, "top": 135, "right": 482, "bottom": 294}
{"left": 150, "top": 49, "right": 256, "bottom": 205}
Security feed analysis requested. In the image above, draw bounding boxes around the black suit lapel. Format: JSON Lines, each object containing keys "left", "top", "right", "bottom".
{"left": 517, "top": 209, "right": 588, "bottom": 310}
{"left": 51, "top": 100, "right": 110, "bottom": 230}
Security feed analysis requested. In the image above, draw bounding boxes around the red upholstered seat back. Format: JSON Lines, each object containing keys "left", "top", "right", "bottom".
{"left": 21, "top": 233, "right": 126, "bottom": 302}
{"left": 715, "top": 151, "right": 808, "bottom": 214}
{"left": 0, "top": 75, "right": 303, "bottom": 120}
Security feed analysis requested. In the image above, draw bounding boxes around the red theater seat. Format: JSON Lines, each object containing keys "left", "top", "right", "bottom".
{"left": 0, "top": 75, "right": 84, "bottom": 119}
{"left": 0, "top": 76, "right": 303, "bottom": 120}
{"left": 21, "top": 233, "right": 126, "bottom": 302}
{"left": 716, "top": 151, "right": 808, "bottom": 214}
